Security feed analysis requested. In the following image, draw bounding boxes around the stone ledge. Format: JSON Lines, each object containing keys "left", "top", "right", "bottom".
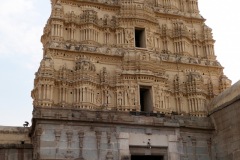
{"left": 32, "top": 108, "right": 214, "bottom": 131}
{"left": 0, "top": 126, "right": 30, "bottom": 134}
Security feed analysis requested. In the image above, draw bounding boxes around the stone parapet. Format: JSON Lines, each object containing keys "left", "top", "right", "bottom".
{"left": 0, "top": 126, "right": 31, "bottom": 144}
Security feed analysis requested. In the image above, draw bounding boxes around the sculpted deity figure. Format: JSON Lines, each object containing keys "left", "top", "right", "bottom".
{"left": 146, "top": 30, "right": 153, "bottom": 48}
{"left": 124, "top": 29, "right": 134, "bottom": 44}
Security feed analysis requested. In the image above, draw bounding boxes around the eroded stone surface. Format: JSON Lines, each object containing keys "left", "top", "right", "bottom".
{"left": 210, "top": 86, "right": 240, "bottom": 160}
{"left": 30, "top": 108, "right": 214, "bottom": 160}
{"left": 1, "top": 0, "right": 239, "bottom": 160}
{"left": 31, "top": 0, "right": 231, "bottom": 117}
{"left": 0, "top": 127, "right": 32, "bottom": 160}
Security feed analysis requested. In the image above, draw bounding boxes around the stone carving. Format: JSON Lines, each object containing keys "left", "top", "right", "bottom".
{"left": 124, "top": 28, "right": 134, "bottom": 44}
{"left": 208, "top": 80, "right": 214, "bottom": 98}
{"left": 189, "top": 57, "right": 199, "bottom": 64}
{"left": 207, "top": 138, "right": 212, "bottom": 157}
{"left": 66, "top": 130, "right": 73, "bottom": 148}
{"left": 65, "top": 130, "right": 73, "bottom": 159}
{"left": 160, "top": 53, "right": 169, "bottom": 61}
{"left": 100, "top": 67, "right": 108, "bottom": 83}
{"left": 54, "top": 129, "right": 61, "bottom": 142}
{"left": 146, "top": 30, "right": 153, "bottom": 48}
{"left": 96, "top": 111, "right": 102, "bottom": 120}
{"left": 32, "top": 0, "right": 231, "bottom": 118}
{"left": 65, "top": 150, "right": 73, "bottom": 159}
{"left": 106, "top": 151, "right": 114, "bottom": 160}
{"left": 187, "top": 71, "right": 203, "bottom": 82}
{"left": 117, "top": 91, "right": 123, "bottom": 106}
{"left": 95, "top": 131, "right": 102, "bottom": 158}
{"left": 168, "top": 55, "right": 176, "bottom": 62}
{"left": 121, "top": 156, "right": 130, "bottom": 160}
{"left": 75, "top": 57, "right": 96, "bottom": 72}
{"left": 4, "top": 1, "right": 234, "bottom": 160}
{"left": 219, "top": 75, "right": 231, "bottom": 92}
{"left": 107, "top": 132, "right": 111, "bottom": 144}
{"left": 191, "top": 137, "right": 197, "bottom": 159}
{"left": 107, "top": 113, "right": 114, "bottom": 122}
{"left": 125, "top": 83, "right": 138, "bottom": 107}
{"left": 78, "top": 131, "right": 85, "bottom": 160}
{"left": 50, "top": 42, "right": 60, "bottom": 48}
{"left": 115, "top": 48, "right": 125, "bottom": 56}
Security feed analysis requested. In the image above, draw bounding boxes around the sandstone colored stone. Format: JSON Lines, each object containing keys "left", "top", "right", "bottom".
{"left": 1, "top": 0, "right": 240, "bottom": 160}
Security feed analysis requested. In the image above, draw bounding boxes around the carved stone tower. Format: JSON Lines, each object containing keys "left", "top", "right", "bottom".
{"left": 30, "top": 0, "right": 231, "bottom": 159}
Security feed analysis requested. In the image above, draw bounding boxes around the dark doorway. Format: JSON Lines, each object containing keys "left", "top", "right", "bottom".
{"left": 131, "top": 155, "right": 163, "bottom": 160}
{"left": 135, "top": 28, "right": 146, "bottom": 48}
{"left": 140, "top": 86, "right": 153, "bottom": 112}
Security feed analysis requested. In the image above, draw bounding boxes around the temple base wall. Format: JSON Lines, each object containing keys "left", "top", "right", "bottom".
{"left": 30, "top": 108, "right": 214, "bottom": 160}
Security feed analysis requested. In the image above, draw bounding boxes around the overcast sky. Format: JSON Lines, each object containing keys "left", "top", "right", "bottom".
{"left": 0, "top": 0, "right": 239, "bottom": 126}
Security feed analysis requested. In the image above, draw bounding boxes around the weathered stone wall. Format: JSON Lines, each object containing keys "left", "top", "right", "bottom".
{"left": 210, "top": 81, "right": 240, "bottom": 160}
{"left": 31, "top": 0, "right": 232, "bottom": 118}
{"left": 0, "top": 145, "right": 33, "bottom": 160}
{"left": 0, "top": 127, "right": 33, "bottom": 160}
{"left": 31, "top": 108, "right": 214, "bottom": 160}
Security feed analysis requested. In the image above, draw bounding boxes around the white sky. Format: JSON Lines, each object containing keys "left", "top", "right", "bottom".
{"left": 0, "top": 0, "right": 239, "bottom": 126}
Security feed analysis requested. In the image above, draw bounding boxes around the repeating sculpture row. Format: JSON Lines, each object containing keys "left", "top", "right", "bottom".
{"left": 43, "top": 0, "right": 214, "bottom": 60}
{"left": 32, "top": 0, "right": 231, "bottom": 118}
{"left": 31, "top": 54, "right": 229, "bottom": 117}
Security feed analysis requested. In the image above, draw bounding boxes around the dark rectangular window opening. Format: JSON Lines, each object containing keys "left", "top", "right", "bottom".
{"left": 140, "top": 86, "right": 153, "bottom": 112}
{"left": 131, "top": 155, "right": 163, "bottom": 160}
{"left": 135, "top": 28, "right": 146, "bottom": 48}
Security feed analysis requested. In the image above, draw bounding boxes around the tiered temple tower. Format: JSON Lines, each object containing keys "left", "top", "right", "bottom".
{"left": 30, "top": 0, "right": 231, "bottom": 159}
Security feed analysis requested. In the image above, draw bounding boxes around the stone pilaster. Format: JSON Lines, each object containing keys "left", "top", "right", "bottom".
{"left": 78, "top": 131, "right": 85, "bottom": 160}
